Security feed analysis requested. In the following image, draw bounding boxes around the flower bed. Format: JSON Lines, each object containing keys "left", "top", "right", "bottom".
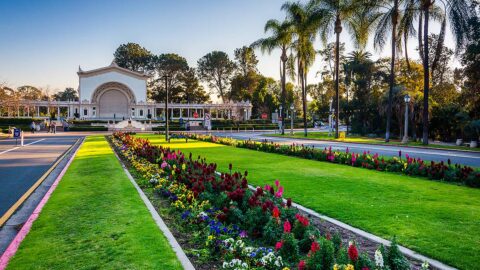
{"left": 181, "top": 133, "right": 480, "bottom": 188}
{"left": 110, "top": 132, "right": 429, "bottom": 270}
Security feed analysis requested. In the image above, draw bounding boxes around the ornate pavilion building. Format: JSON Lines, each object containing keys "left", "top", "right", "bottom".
{"left": 1, "top": 62, "right": 252, "bottom": 121}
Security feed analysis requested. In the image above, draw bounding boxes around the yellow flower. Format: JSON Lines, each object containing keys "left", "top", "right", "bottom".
{"left": 345, "top": 264, "right": 354, "bottom": 270}
{"left": 334, "top": 264, "right": 339, "bottom": 270}
{"left": 182, "top": 163, "right": 186, "bottom": 171}
{"left": 282, "top": 268, "right": 290, "bottom": 270}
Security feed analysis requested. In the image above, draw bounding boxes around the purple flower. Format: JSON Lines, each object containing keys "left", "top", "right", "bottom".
{"left": 239, "top": 230, "right": 248, "bottom": 238}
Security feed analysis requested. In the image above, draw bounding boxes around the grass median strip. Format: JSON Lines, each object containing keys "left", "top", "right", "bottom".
{"left": 139, "top": 134, "right": 480, "bottom": 270}
{"left": 269, "top": 131, "right": 480, "bottom": 152}
{"left": 6, "top": 135, "right": 182, "bottom": 270}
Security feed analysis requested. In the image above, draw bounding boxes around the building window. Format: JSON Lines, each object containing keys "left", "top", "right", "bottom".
{"left": 131, "top": 108, "right": 135, "bottom": 117}
{"left": 92, "top": 107, "right": 96, "bottom": 117}
{"left": 139, "top": 109, "right": 144, "bottom": 117}
{"left": 83, "top": 108, "right": 88, "bottom": 116}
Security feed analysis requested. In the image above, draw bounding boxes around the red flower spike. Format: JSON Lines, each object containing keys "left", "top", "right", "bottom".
{"left": 348, "top": 243, "right": 359, "bottom": 262}
{"left": 298, "top": 260, "right": 306, "bottom": 270}
{"left": 283, "top": 220, "right": 291, "bottom": 233}
{"left": 310, "top": 241, "right": 320, "bottom": 253}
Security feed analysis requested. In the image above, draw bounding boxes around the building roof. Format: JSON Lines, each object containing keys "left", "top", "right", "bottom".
{"left": 77, "top": 60, "right": 151, "bottom": 80}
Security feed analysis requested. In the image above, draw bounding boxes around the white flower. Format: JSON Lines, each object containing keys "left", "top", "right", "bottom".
{"left": 421, "top": 261, "right": 429, "bottom": 270}
{"left": 223, "top": 262, "right": 229, "bottom": 268}
{"left": 375, "top": 249, "right": 384, "bottom": 267}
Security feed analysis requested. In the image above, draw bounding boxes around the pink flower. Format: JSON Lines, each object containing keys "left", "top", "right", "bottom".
{"left": 284, "top": 220, "right": 291, "bottom": 233}
{"left": 161, "top": 161, "right": 168, "bottom": 169}
{"left": 275, "top": 186, "right": 284, "bottom": 198}
{"left": 298, "top": 260, "right": 306, "bottom": 270}
{"left": 275, "top": 179, "right": 280, "bottom": 187}
{"left": 351, "top": 154, "right": 357, "bottom": 165}
{"left": 275, "top": 241, "right": 283, "bottom": 250}
{"left": 264, "top": 184, "right": 272, "bottom": 191}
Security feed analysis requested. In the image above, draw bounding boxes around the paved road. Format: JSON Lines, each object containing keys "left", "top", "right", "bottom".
{"left": 209, "top": 130, "right": 480, "bottom": 167}
{"left": 0, "top": 132, "right": 82, "bottom": 219}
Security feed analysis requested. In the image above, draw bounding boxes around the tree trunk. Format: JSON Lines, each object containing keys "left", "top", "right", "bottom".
{"left": 418, "top": 12, "right": 424, "bottom": 63}
{"left": 422, "top": 7, "right": 430, "bottom": 145}
{"left": 281, "top": 47, "right": 287, "bottom": 135}
{"left": 334, "top": 15, "right": 342, "bottom": 138}
{"left": 386, "top": 1, "right": 398, "bottom": 142}
{"left": 301, "top": 66, "right": 308, "bottom": 137}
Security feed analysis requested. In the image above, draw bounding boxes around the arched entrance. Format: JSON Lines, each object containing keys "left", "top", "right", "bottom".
{"left": 98, "top": 89, "right": 129, "bottom": 118}
{"left": 91, "top": 82, "right": 136, "bottom": 119}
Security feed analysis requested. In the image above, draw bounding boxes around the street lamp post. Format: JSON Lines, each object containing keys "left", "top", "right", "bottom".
{"left": 163, "top": 74, "right": 171, "bottom": 142}
{"left": 402, "top": 94, "right": 411, "bottom": 143}
{"left": 279, "top": 104, "right": 283, "bottom": 134}
{"left": 290, "top": 104, "right": 295, "bottom": 135}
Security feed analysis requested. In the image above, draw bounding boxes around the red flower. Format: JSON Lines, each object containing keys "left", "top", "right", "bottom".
{"left": 310, "top": 241, "right": 320, "bottom": 253}
{"left": 284, "top": 220, "right": 291, "bottom": 233}
{"left": 275, "top": 241, "right": 283, "bottom": 250}
{"left": 348, "top": 243, "right": 359, "bottom": 262}
{"left": 298, "top": 260, "right": 306, "bottom": 270}
{"left": 272, "top": 206, "right": 280, "bottom": 218}
{"left": 295, "top": 214, "right": 309, "bottom": 226}
{"left": 362, "top": 268, "right": 370, "bottom": 270}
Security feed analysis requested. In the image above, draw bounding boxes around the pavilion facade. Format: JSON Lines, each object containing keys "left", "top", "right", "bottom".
{"left": 0, "top": 62, "right": 252, "bottom": 121}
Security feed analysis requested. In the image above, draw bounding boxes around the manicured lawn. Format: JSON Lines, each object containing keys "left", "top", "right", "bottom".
{"left": 139, "top": 134, "right": 480, "bottom": 270}
{"left": 7, "top": 136, "right": 182, "bottom": 270}
{"left": 269, "top": 131, "right": 480, "bottom": 152}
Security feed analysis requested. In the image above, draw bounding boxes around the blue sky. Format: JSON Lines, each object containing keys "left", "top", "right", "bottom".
{"left": 0, "top": 0, "right": 452, "bottom": 93}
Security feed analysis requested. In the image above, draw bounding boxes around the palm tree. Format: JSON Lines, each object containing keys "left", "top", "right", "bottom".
{"left": 251, "top": 20, "right": 293, "bottom": 135}
{"left": 417, "top": 0, "right": 472, "bottom": 144}
{"left": 311, "top": 0, "right": 371, "bottom": 138}
{"left": 371, "top": 0, "right": 405, "bottom": 142}
{"left": 282, "top": 1, "right": 323, "bottom": 137}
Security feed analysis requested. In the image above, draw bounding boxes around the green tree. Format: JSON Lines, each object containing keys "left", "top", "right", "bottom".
{"left": 52, "top": 87, "right": 78, "bottom": 101}
{"left": 197, "top": 51, "right": 236, "bottom": 103}
{"left": 459, "top": 6, "right": 480, "bottom": 118}
{"left": 417, "top": 0, "right": 473, "bottom": 144}
{"left": 312, "top": 0, "right": 370, "bottom": 138}
{"left": 229, "top": 46, "right": 261, "bottom": 102}
{"left": 252, "top": 19, "right": 294, "bottom": 134}
{"left": 180, "top": 68, "right": 210, "bottom": 104}
{"left": 149, "top": 53, "right": 189, "bottom": 103}
{"left": 234, "top": 46, "right": 258, "bottom": 76}
{"left": 113, "top": 43, "right": 153, "bottom": 72}
{"left": 282, "top": 1, "right": 323, "bottom": 136}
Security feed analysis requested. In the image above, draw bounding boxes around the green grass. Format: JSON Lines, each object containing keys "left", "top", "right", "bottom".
{"left": 269, "top": 132, "right": 480, "bottom": 152}
{"left": 7, "top": 136, "right": 182, "bottom": 270}
{"left": 138, "top": 134, "right": 480, "bottom": 270}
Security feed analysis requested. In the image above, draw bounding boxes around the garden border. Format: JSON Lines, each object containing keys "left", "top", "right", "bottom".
{"left": 112, "top": 148, "right": 195, "bottom": 270}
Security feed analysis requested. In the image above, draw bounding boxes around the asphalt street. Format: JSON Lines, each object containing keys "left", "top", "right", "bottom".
{"left": 0, "top": 133, "right": 82, "bottom": 219}
{"left": 210, "top": 130, "right": 480, "bottom": 167}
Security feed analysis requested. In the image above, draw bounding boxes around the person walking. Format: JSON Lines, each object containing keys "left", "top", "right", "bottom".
{"left": 30, "top": 121, "right": 36, "bottom": 134}
{"left": 46, "top": 121, "right": 50, "bottom": 133}
{"left": 51, "top": 121, "right": 56, "bottom": 134}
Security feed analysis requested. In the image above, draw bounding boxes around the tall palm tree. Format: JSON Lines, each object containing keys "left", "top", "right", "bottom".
{"left": 417, "top": 0, "right": 472, "bottom": 144}
{"left": 372, "top": 0, "right": 405, "bottom": 142}
{"left": 251, "top": 19, "right": 294, "bottom": 135}
{"left": 311, "top": 0, "right": 371, "bottom": 138}
{"left": 282, "top": 1, "right": 323, "bottom": 137}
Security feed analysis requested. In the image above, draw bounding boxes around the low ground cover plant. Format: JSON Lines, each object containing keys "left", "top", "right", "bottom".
{"left": 110, "top": 132, "right": 424, "bottom": 270}
{"left": 182, "top": 133, "right": 480, "bottom": 188}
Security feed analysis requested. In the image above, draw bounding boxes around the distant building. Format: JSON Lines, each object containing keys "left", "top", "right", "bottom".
{"left": 1, "top": 62, "right": 252, "bottom": 121}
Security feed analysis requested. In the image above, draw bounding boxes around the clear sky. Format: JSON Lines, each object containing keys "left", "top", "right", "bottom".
{"left": 0, "top": 0, "right": 453, "bottom": 94}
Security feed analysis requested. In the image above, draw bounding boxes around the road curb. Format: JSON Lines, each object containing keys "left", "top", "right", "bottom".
{"left": 262, "top": 134, "right": 480, "bottom": 154}
{"left": 0, "top": 138, "right": 84, "bottom": 270}
{"left": 112, "top": 148, "right": 195, "bottom": 270}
